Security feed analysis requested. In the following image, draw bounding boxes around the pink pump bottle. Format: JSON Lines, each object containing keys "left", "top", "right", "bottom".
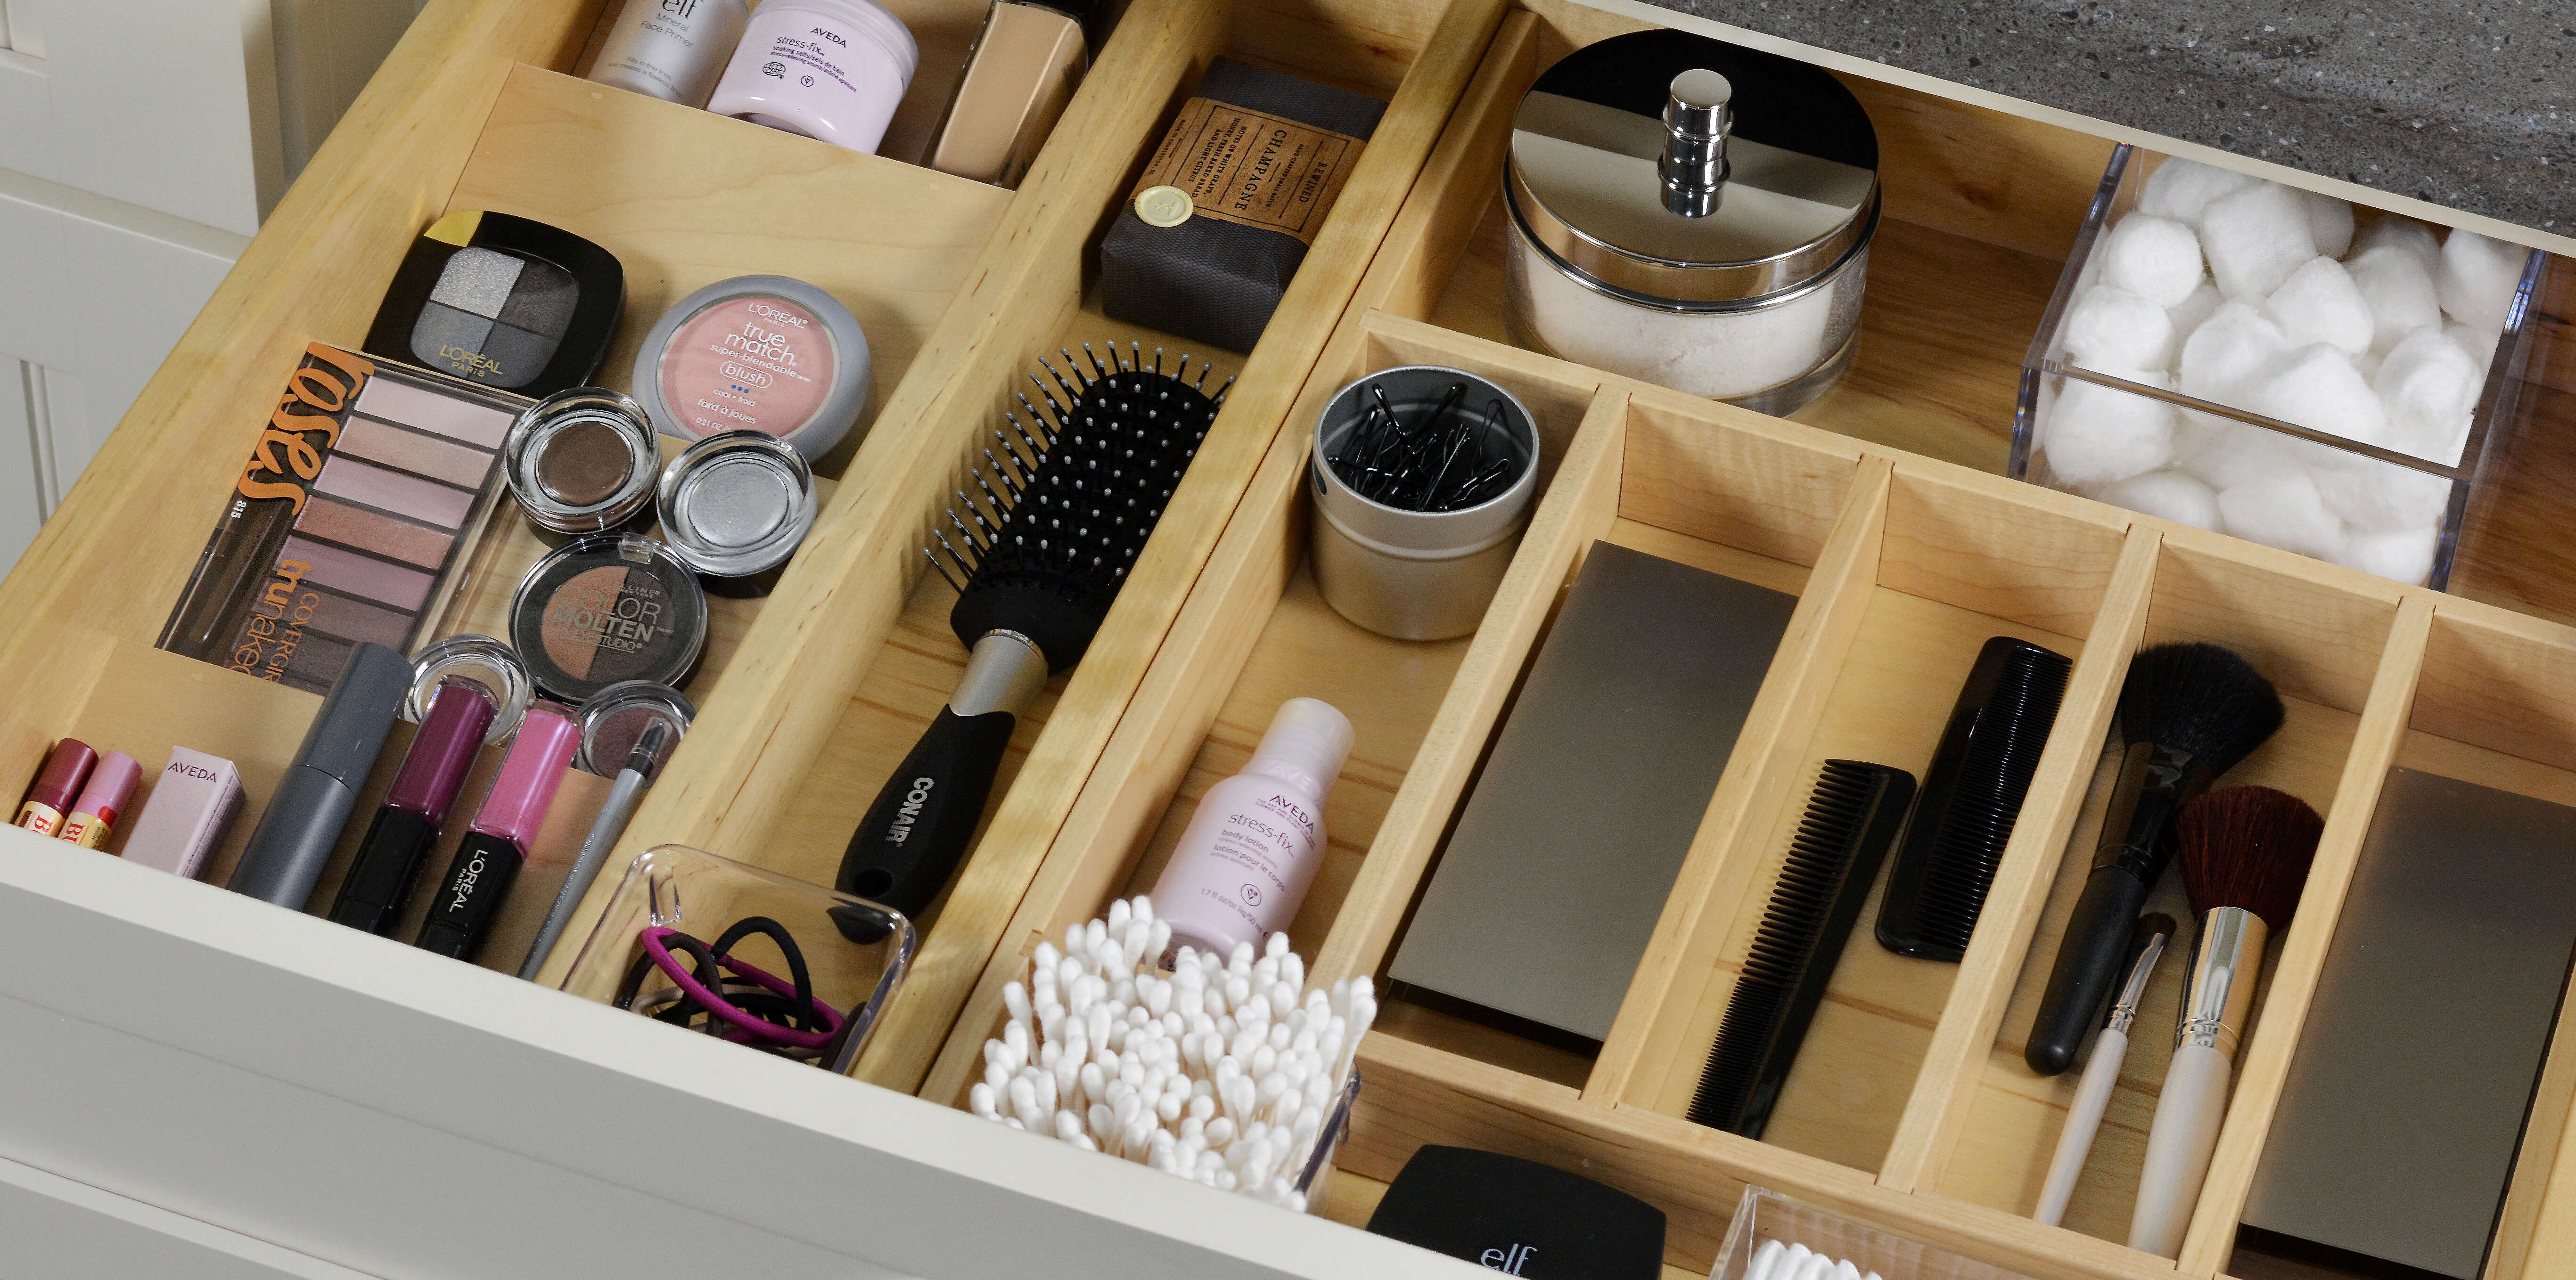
{"left": 1151, "top": 698, "right": 1354, "bottom": 959}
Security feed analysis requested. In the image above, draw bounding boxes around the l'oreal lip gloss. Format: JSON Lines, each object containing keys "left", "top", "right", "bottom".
{"left": 329, "top": 677, "right": 499, "bottom": 935}
{"left": 417, "top": 701, "right": 580, "bottom": 961}
{"left": 15, "top": 740, "right": 98, "bottom": 836}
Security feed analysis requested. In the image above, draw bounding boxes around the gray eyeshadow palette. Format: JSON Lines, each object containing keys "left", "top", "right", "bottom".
{"left": 159, "top": 345, "right": 528, "bottom": 693}
{"left": 2242, "top": 768, "right": 2576, "bottom": 1280}
{"left": 1388, "top": 541, "right": 1799, "bottom": 1045}
{"left": 363, "top": 210, "right": 624, "bottom": 400}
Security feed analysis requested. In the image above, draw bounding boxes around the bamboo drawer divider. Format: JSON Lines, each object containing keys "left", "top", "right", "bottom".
{"left": 918, "top": 8, "right": 2576, "bottom": 1279}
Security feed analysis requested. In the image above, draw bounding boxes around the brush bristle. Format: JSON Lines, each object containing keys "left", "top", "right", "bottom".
{"left": 923, "top": 342, "right": 1224, "bottom": 665}
{"left": 1688, "top": 759, "right": 1912, "bottom": 1135}
{"left": 2117, "top": 643, "right": 2285, "bottom": 774}
{"left": 2176, "top": 785, "right": 2322, "bottom": 924}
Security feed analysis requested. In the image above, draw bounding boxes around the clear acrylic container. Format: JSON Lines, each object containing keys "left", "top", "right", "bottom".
{"left": 1711, "top": 1187, "right": 2038, "bottom": 1280}
{"left": 2011, "top": 144, "right": 2549, "bottom": 587}
{"left": 558, "top": 844, "right": 915, "bottom": 1075}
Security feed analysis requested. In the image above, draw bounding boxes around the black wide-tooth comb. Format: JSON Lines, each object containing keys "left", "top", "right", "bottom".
{"left": 1875, "top": 637, "right": 2073, "bottom": 962}
{"left": 1687, "top": 759, "right": 1914, "bottom": 1139}
{"left": 835, "top": 343, "right": 1228, "bottom": 924}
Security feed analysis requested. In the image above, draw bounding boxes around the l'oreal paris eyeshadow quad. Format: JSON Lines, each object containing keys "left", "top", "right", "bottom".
{"left": 158, "top": 344, "right": 526, "bottom": 692}
{"left": 365, "top": 211, "right": 625, "bottom": 399}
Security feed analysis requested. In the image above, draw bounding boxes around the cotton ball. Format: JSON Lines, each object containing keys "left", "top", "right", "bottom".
{"left": 2446, "top": 320, "right": 2501, "bottom": 372}
{"left": 2437, "top": 228, "right": 2527, "bottom": 334}
{"left": 2042, "top": 372, "right": 2177, "bottom": 485}
{"left": 2178, "top": 302, "right": 2289, "bottom": 403}
{"left": 2097, "top": 470, "right": 2222, "bottom": 531}
{"left": 2137, "top": 157, "right": 2260, "bottom": 226}
{"left": 2179, "top": 416, "right": 2302, "bottom": 491}
{"left": 2315, "top": 455, "right": 2451, "bottom": 532}
{"left": 2218, "top": 465, "right": 2346, "bottom": 560}
{"left": 2065, "top": 285, "right": 2176, "bottom": 371}
{"left": 2354, "top": 216, "right": 2441, "bottom": 274}
{"left": 2263, "top": 258, "right": 2374, "bottom": 356}
{"left": 2300, "top": 191, "right": 2354, "bottom": 258}
{"left": 2099, "top": 213, "right": 2206, "bottom": 307}
{"left": 2334, "top": 524, "right": 2441, "bottom": 586}
{"left": 2241, "top": 343, "right": 2389, "bottom": 445}
{"left": 2168, "top": 282, "right": 2223, "bottom": 339}
{"left": 2375, "top": 328, "right": 2483, "bottom": 464}
{"left": 2200, "top": 182, "right": 2318, "bottom": 299}
{"left": 2344, "top": 245, "right": 2442, "bottom": 355}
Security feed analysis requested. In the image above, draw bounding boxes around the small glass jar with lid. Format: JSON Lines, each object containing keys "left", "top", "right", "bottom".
{"left": 1502, "top": 31, "right": 1881, "bottom": 415}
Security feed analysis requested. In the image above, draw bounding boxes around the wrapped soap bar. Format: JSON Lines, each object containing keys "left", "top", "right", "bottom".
{"left": 1099, "top": 58, "right": 1387, "bottom": 353}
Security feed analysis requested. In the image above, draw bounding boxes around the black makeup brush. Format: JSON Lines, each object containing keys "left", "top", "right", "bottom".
{"left": 2130, "top": 785, "right": 2322, "bottom": 1256}
{"left": 2025, "top": 643, "right": 2283, "bottom": 1076}
{"left": 835, "top": 343, "right": 1226, "bottom": 923}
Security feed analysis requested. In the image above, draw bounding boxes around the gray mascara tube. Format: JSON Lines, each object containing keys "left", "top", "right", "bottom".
{"left": 229, "top": 642, "right": 412, "bottom": 908}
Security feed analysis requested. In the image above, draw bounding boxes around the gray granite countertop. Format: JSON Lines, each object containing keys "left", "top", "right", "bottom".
{"left": 1638, "top": 0, "right": 2572, "bottom": 236}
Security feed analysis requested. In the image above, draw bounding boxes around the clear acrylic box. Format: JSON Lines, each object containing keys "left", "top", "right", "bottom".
{"left": 558, "top": 844, "right": 915, "bottom": 1075}
{"left": 1711, "top": 1187, "right": 2038, "bottom": 1280}
{"left": 2011, "top": 144, "right": 2549, "bottom": 587}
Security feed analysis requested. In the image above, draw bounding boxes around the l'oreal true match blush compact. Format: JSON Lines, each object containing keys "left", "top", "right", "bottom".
{"left": 630, "top": 275, "right": 872, "bottom": 465}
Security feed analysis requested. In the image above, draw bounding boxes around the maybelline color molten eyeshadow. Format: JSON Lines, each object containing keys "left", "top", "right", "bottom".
{"left": 509, "top": 533, "right": 708, "bottom": 702}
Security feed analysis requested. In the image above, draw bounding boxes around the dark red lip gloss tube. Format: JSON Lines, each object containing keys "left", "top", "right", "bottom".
{"left": 330, "top": 677, "right": 500, "bottom": 935}
{"left": 416, "top": 701, "right": 580, "bottom": 961}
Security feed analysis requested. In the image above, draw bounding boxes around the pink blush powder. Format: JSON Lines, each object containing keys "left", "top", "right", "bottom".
{"left": 656, "top": 295, "right": 837, "bottom": 439}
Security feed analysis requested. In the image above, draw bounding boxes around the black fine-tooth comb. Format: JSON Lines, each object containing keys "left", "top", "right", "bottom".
{"left": 1874, "top": 637, "right": 2074, "bottom": 962}
{"left": 834, "top": 343, "right": 1229, "bottom": 926}
{"left": 1686, "top": 759, "right": 1914, "bottom": 1139}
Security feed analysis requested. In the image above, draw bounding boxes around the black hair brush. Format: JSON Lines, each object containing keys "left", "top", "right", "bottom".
{"left": 2025, "top": 642, "right": 2283, "bottom": 1076}
{"left": 1876, "top": 636, "right": 2073, "bottom": 962}
{"left": 1688, "top": 759, "right": 1914, "bottom": 1138}
{"left": 836, "top": 343, "right": 1227, "bottom": 921}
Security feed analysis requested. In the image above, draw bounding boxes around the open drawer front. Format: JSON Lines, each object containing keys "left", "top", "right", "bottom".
{"left": 920, "top": 12, "right": 2576, "bottom": 1280}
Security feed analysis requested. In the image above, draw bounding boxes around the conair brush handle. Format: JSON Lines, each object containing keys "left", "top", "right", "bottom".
{"left": 837, "top": 631, "right": 1046, "bottom": 918}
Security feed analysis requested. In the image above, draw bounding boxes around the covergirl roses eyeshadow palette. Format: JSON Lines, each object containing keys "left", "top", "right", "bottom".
{"left": 159, "top": 344, "right": 527, "bottom": 693}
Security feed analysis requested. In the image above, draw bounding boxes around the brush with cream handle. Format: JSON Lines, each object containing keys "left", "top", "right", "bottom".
{"left": 2036, "top": 914, "right": 2173, "bottom": 1227}
{"left": 2128, "top": 786, "right": 2320, "bottom": 1257}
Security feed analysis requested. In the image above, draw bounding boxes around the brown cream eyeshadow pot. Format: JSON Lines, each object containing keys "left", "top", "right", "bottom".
{"left": 509, "top": 533, "right": 708, "bottom": 701}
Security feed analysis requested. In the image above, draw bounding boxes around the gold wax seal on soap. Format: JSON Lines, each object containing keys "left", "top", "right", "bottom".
{"left": 1136, "top": 186, "right": 1194, "bottom": 228}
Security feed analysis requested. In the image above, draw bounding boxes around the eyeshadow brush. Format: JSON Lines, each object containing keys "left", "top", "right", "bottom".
{"left": 2026, "top": 643, "right": 2282, "bottom": 1076}
{"left": 2035, "top": 911, "right": 2174, "bottom": 1226}
{"left": 2131, "top": 785, "right": 2322, "bottom": 1257}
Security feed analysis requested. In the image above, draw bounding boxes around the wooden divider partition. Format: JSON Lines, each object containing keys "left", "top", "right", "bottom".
{"left": 919, "top": 7, "right": 2576, "bottom": 1279}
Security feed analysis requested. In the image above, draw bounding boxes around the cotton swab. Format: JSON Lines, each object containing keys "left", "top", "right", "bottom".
{"left": 971, "top": 895, "right": 1377, "bottom": 1210}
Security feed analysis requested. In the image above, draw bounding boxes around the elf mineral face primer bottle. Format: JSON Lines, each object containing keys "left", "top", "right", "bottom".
{"left": 1151, "top": 698, "right": 1353, "bottom": 959}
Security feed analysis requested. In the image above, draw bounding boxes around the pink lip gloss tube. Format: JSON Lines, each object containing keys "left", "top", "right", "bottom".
{"left": 59, "top": 751, "right": 142, "bottom": 850}
{"left": 416, "top": 701, "right": 581, "bottom": 962}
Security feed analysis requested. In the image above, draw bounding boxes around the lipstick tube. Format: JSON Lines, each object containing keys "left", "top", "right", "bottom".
{"left": 59, "top": 751, "right": 141, "bottom": 850}
{"left": 329, "top": 677, "right": 500, "bottom": 935}
{"left": 16, "top": 739, "right": 98, "bottom": 836}
{"left": 416, "top": 701, "right": 580, "bottom": 961}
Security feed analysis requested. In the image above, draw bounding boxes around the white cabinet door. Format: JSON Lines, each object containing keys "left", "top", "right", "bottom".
{"left": 0, "top": 1155, "right": 381, "bottom": 1280}
{"left": 0, "top": 0, "right": 282, "bottom": 236}
{"left": 0, "top": 168, "right": 245, "bottom": 570}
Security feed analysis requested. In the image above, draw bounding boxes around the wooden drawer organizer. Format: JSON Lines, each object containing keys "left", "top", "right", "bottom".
{"left": 0, "top": 0, "right": 1501, "bottom": 1083}
{"left": 924, "top": 6, "right": 2576, "bottom": 1280}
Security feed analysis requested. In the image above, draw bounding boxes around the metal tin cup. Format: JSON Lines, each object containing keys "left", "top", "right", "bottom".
{"left": 656, "top": 430, "right": 818, "bottom": 597}
{"left": 1309, "top": 367, "right": 1540, "bottom": 642}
